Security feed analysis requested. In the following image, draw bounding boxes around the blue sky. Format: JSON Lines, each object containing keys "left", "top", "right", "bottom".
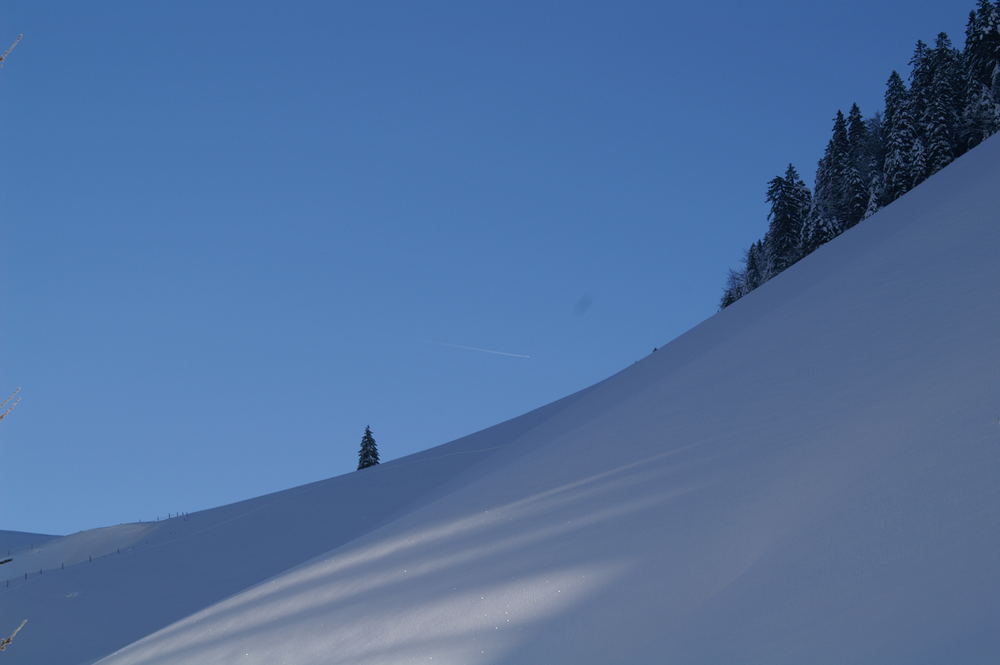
{"left": 1, "top": 1, "right": 968, "bottom": 534}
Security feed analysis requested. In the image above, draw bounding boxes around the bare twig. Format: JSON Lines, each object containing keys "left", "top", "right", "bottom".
{"left": 0, "top": 34, "right": 22, "bottom": 68}
{"left": 0, "top": 388, "right": 21, "bottom": 423}
{"left": 0, "top": 620, "right": 27, "bottom": 651}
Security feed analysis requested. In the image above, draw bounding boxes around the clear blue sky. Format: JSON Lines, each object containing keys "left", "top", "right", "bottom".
{"left": 1, "top": 1, "right": 967, "bottom": 535}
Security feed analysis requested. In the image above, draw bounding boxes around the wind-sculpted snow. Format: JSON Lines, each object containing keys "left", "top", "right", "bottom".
{"left": 4, "top": 136, "right": 1000, "bottom": 664}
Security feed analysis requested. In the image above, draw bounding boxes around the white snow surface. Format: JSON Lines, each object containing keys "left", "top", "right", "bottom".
{"left": 4, "top": 136, "right": 1000, "bottom": 664}
{"left": 0, "top": 531, "right": 57, "bottom": 556}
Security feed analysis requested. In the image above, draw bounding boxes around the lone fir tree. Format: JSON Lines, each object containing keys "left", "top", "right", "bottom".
{"left": 357, "top": 426, "right": 380, "bottom": 470}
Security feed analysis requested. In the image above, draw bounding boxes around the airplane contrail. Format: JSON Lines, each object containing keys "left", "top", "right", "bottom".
{"left": 439, "top": 342, "right": 531, "bottom": 359}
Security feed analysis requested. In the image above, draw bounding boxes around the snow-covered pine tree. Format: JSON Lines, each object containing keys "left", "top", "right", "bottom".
{"left": 994, "top": 1, "right": 1000, "bottom": 92}
{"left": 881, "top": 71, "right": 918, "bottom": 204}
{"left": 357, "top": 425, "right": 380, "bottom": 470}
{"left": 803, "top": 204, "right": 840, "bottom": 254}
{"left": 908, "top": 40, "right": 933, "bottom": 132}
{"left": 863, "top": 172, "right": 884, "bottom": 220}
{"left": 719, "top": 268, "right": 746, "bottom": 309}
{"left": 764, "top": 164, "right": 812, "bottom": 276}
{"left": 746, "top": 240, "right": 766, "bottom": 289}
{"left": 864, "top": 112, "right": 887, "bottom": 170}
{"left": 845, "top": 103, "right": 872, "bottom": 227}
{"left": 846, "top": 103, "right": 870, "bottom": 149}
{"left": 922, "top": 33, "right": 962, "bottom": 175}
{"left": 907, "top": 41, "right": 935, "bottom": 187}
{"left": 960, "top": 2, "right": 1000, "bottom": 149}
{"left": 719, "top": 240, "right": 768, "bottom": 309}
{"left": 967, "top": 1, "right": 1000, "bottom": 91}
{"left": 962, "top": 77, "right": 1000, "bottom": 147}
{"left": 811, "top": 111, "right": 851, "bottom": 238}
{"left": 716, "top": 0, "right": 999, "bottom": 311}
{"left": 860, "top": 113, "right": 886, "bottom": 219}
{"left": 909, "top": 137, "right": 929, "bottom": 186}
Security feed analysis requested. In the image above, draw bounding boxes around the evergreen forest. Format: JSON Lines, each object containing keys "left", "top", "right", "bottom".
{"left": 720, "top": 1, "right": 1000, "bottom": 307}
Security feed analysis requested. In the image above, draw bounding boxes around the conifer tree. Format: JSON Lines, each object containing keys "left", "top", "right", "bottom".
{"left": 846, "top": 104, "right": 870, "bottom": 170}
{"left": 357, "top": 426, "right": 380, "bottom": 470}
{"left": 845, "top": 103, "right": 872, "bottom": 227}
{"left": 906, "top": 41, "right": 936, "bottom": 187}
{"left": 962, "top": 78, "right": 1000, "bottom": 147}
{"left": 803, "top": 206, "right": 839, "bottom": 254}
{"left": 923, "top": 33, "right": 962, "bottom": 175}
{"left": 861, "top": 113, "right": 886, "bottom": 218}
{"left": 718, "top": 0, "right": 1000, "bottom": 310}
{"left": 882, "top": 71, "right": 918, "bottom": 204}
{"left": 719, "top": 240, "right": 766, "bottom": 309}
{"left": 966, "top": 1, "right": 1000, "bottom": 92}
{"left": 994, "top": 0, "right": 1000, "bottom": 91}
{"left": 811, "top": 111, "right": 851, "bottom": 236}
{"left": 863, "top": 173, "right": 884, "bottom": 220}
{"left": 909, "top": 137, "right": 929, "bottom": 186}
{"left": 719, "top": 239, "right": 772, "bottom": 309}
{"left": 961, "top": 3, "right": 1000, "bottom": 149}
{"left": 764, "top": 164, "right": 812, "bottom": 276}
{"left": 719, "top": 268, "right": 745, "bottom": 309}
{"left": 908, "top": 40, "right": 934, "bottom": 137}
{"left": 864, "top": 113, "right": 887, "bottom": 174}
{"left": 745, "top": 240, "right": 766, "bottom": 289}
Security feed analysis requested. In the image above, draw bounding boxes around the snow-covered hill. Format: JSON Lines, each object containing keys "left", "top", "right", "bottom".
{"left": 4, "top": 135, "right": 1000, "bottom": 665}
{"left": 0, "top": 531, "right": 56, "bottom": 557}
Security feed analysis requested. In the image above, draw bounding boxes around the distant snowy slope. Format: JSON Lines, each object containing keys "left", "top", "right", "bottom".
{"left": 0, "top": 530, "right": 57, "bottom": 556}
{"left": 5, "top": 135, "right": 1000, "bottom": 665}
{"left": 0, "top": 387, "right": 590, "bottom": 665}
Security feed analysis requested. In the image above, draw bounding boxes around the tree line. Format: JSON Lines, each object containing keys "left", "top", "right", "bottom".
{"left": 720, "top": 0, "right": 1000, "bottom": 308}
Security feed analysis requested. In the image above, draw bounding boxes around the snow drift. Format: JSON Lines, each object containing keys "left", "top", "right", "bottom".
{"left": 3, "top": 135, "right": 1000, "bottom": 665}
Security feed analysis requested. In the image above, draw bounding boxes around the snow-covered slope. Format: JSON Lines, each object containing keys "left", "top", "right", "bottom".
{"left": 5, "top": 135, "right": 1000, "bottom": 665}
{"left": 0, "top": 530, "right": 57, "bottom": 556}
